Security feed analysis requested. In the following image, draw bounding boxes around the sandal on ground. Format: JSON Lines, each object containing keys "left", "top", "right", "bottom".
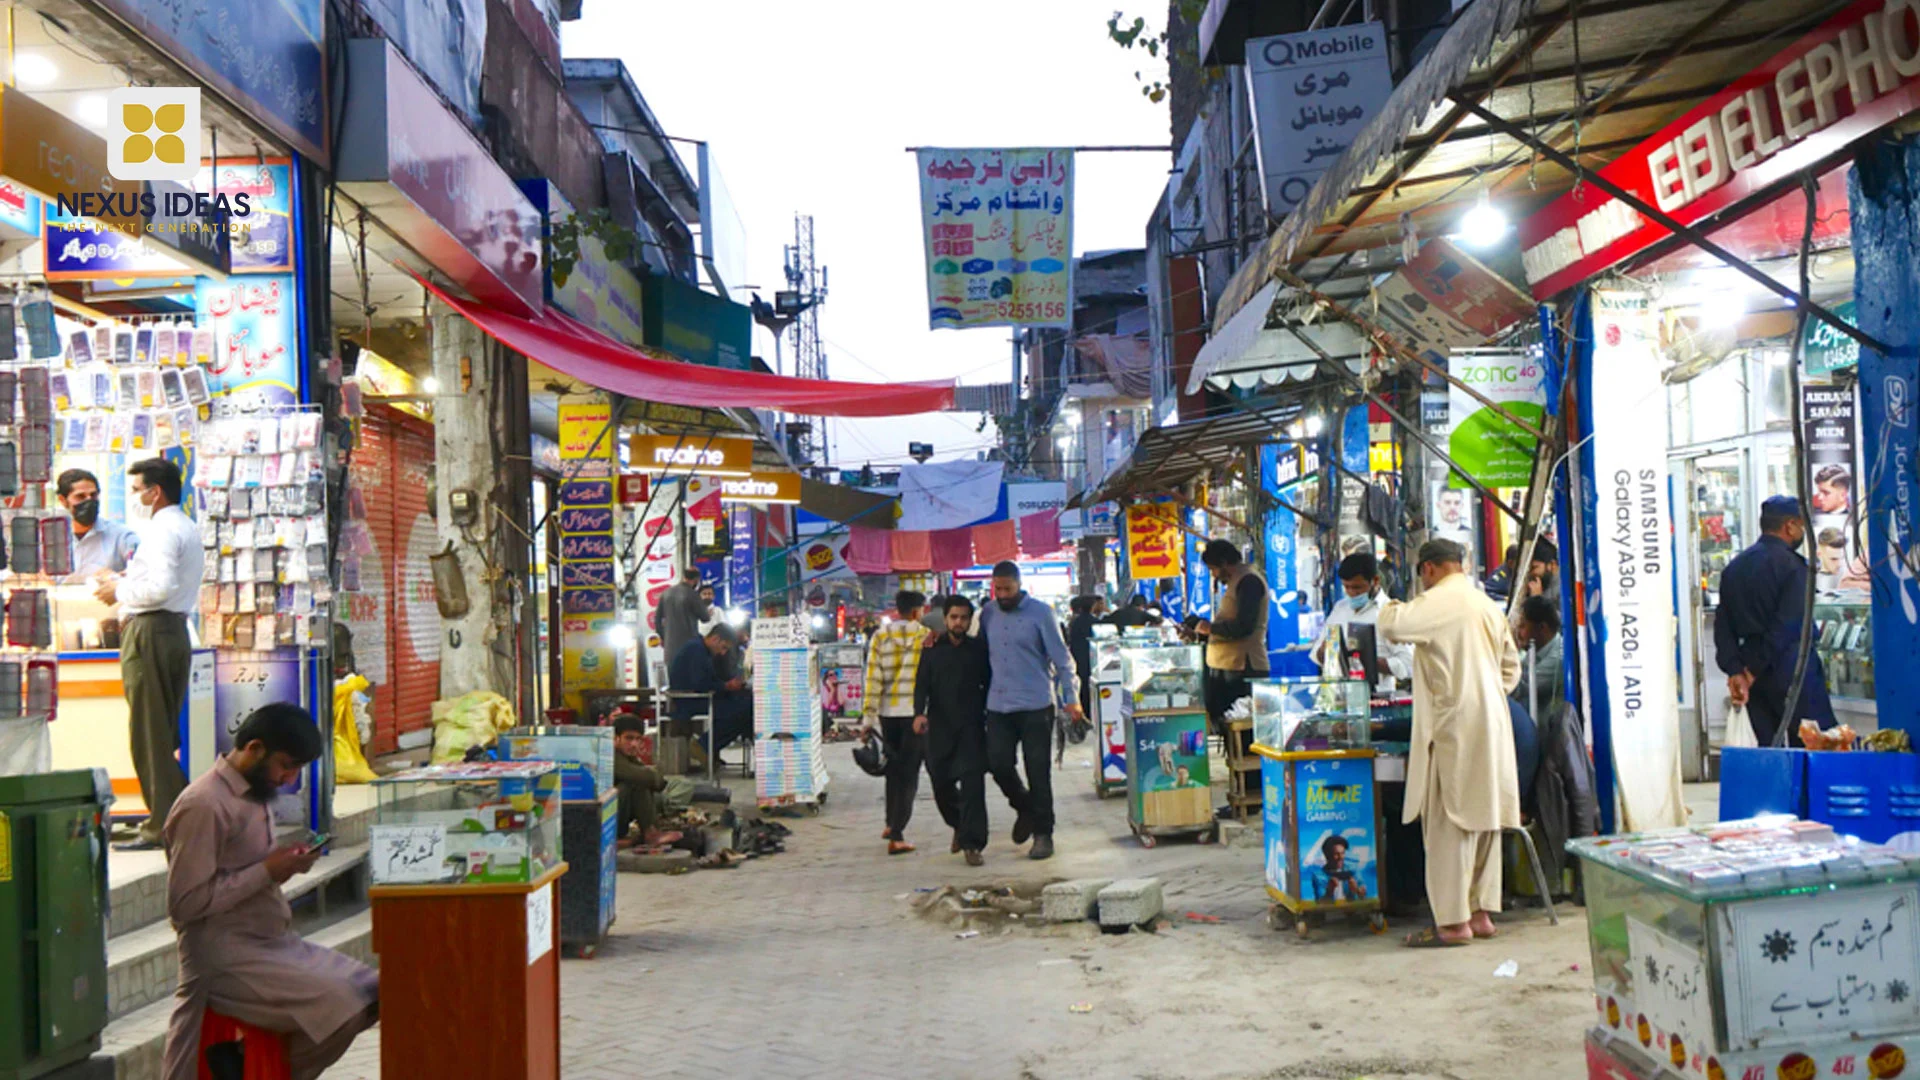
{"left": 888, "top": 841, "right": 917, "bottom": 855}
{"left": 1404, "top": 927, "right": 1471, "bottom": 948}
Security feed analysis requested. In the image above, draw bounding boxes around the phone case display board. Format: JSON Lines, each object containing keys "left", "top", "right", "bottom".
{"left": 1570, "top": 817, "right": 1920, "bottom": 1080}
{"left": 370, "top": 863, "right": 566, "bottom": 1080}
{"left": 1120, "top": 644, "right": 1212, "bottom": 845}
{"left": 370, "top": 762, "right": 563, "bottom": 886}
{"left": 191, "top": 408, "right": 329, "bottom": 652}
{"left": 1250, "top": 678, "right": 1371, "bottom": 753}
{"left": 499, "top": 726, "right": 615, "bottom": 800}
{"left": 754, "top": 646, "right": 827, "bottom": 808}
{"left": 558, "top": 791, "right": 616, "bottom": 958}
{"left": 816, "top": 642, "right": 864, "bottom": 723}
{"left": 0, "top": 306, "right": 68, "bottom": 773}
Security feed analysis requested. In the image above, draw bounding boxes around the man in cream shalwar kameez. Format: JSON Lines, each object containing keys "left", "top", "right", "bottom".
{"left": 162, "top": 704, "right": 378, "bottom": 1079}
{"left": 1378, "top": 539, "right": 1522, "bottom": 946}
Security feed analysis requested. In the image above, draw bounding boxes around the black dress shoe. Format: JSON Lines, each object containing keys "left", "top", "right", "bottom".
{"left": 1012, "top": 815, "right": 1033, "bottom": 845}
{"left": 1029, "top": 835, "right": 1055, "bottom": 860}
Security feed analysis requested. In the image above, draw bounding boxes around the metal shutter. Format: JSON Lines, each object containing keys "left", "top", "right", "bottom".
{"left": 345, "top": 411, "right": 399, "bottom": 753}
{"left": 389, "top": 416, "right": 440, "bottom": 736}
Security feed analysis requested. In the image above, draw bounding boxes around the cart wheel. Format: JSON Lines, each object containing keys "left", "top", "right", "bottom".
{"left": 1197, "top": 826, "right": 1217, "bottom": 845}
{"left": 1138, "top": 832, "right": 1158, "bottom": 849}
{"left": 578, "top": 944, "right": 598, "bottom": 959}
{"left": 1368, "top": 913, "right": 1388, "bottom": 935}
{"left": 1267, "top": 906, "right": 1284, "bottom": 931}
{"left": 1295, "top": 916, "right": 1311, "bottom": 939}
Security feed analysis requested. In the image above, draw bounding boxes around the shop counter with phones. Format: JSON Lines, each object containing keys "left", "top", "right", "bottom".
{"left": 1119, "top": 643, "right": 1214, "bottom": 846}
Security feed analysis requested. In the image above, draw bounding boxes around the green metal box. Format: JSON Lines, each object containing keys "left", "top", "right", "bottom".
{"left": 0, "top": 771, "right": 108, "bottom": 1079}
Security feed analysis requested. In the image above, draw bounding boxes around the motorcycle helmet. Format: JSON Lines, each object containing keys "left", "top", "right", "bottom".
{"left": 851, "top": 728, "right": 889, "bottom": 777}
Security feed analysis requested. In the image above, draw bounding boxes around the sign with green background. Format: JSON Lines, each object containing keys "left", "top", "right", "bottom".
{"left": 1445, "top": 350, "right": 1545, "bottom": 489}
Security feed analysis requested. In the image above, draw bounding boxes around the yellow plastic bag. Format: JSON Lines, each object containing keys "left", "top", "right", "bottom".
{"left": 429, "top": 690, "right": 517, "bottom": 764}
{"left": 332, "top": 674, "right": 378, "bottom": 784}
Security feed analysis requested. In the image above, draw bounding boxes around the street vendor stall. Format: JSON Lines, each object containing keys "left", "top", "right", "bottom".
{"left": 1120, "top": 640, "right": 1213, "bottom": 846}
{"left": 1572, "top": 817, "right": 1920, "bottom": 1080}
{"left": 1251, "top": 677, "right": 1387, "bottom": 937}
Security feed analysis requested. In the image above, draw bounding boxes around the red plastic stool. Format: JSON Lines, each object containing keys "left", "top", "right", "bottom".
{"left": 196, "top": 1009, "right": 291, "bottom": 1080}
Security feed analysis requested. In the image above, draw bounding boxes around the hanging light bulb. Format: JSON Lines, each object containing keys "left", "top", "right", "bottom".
{"left": 1305, "top": 414, "right": 1325, "bottom": 438}
{"left": 421, "top": 375, "right": 442, "bottom": 395}
{"left": 1456, "top": 192, "right": 1510, "bottom": 250}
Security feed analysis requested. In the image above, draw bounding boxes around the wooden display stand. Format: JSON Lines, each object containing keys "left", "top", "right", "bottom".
{"left": 369, "top": 863, "right": 568, "bottom": 1079}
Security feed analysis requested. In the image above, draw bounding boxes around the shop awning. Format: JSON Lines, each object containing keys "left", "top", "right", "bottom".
{"left": 1185, "top": 279, "right": 1371, "bottom": 394}
{"left": 422, "top": 276, "right": 957, "bottom": 417}
{"left": 1070, "top": 394, "right": 1318, "bottom": 508}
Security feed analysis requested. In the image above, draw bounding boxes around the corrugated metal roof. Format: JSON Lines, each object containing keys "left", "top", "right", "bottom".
{"left": 1070, "top": 390, "right": 1329, "bottom": 507}
{"left": 1212, "top": 0, "right": 1856, "bottom": 331}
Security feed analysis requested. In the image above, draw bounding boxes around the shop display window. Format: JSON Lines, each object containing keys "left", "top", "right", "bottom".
{"left": 1249, "top": 677, "right": 1370, "bottom": 751}
{"left": 371, "top": 762, "right": 563, "bottom": 886}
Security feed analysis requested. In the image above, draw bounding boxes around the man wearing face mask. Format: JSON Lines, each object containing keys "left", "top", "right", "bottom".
{"left": 56, "top": 468, "right": 138, "bottom": 576}
{"left": 1311, "top": 552, "right": 1413, "bottom": 695}
{"left": 95, "top": 458, "right": 205, "bottom": 850}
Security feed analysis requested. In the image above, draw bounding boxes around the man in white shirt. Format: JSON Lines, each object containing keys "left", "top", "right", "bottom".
{"left": 94, "top": 458, "right": 205, "bottom": 850}
{"left": 1311, "top": 553, "right": 1413, "bottom": 695}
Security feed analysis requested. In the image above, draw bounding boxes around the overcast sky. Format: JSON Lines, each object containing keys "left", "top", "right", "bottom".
{"left": 562, "top": 1, "right": 1173, "bottom": 470}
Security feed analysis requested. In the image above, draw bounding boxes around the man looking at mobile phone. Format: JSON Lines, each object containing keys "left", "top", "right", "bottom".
{"left": 161, "top": 703, "right": 379, "bottom": 1079}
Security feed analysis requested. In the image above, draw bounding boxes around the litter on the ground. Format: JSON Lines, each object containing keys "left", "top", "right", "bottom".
{"left": 1183, "top": 912, "right": 1222, "bottom": 923}
{"left": 1493, "top": 959, "right": 1519, "bottom": 978}
{"left": 955, "top": 930, "right": 980, "bottom": 939}
{"left": 1069, "top": 1002, "right": 1094, "bottom": 1014}
{"left": 1038, "top": 958, "right": 1073, "bottom": 966}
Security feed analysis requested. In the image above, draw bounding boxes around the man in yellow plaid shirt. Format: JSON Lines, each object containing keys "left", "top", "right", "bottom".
{"left": 866, "top": 590, "right": 932, "bottom": 855}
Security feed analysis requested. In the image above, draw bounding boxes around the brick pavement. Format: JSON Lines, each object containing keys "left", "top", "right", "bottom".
{"left": 324, "top": 742, "right": 1598, "bottom": 1079}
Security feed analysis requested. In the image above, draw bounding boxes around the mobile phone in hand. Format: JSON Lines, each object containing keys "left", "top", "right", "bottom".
{"left": 306, "top": 832, "right": 332, "bottom": 851}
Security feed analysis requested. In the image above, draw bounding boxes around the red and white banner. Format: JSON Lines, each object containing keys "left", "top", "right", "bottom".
{"left": 1519, "top": 0, "right": 1920, "bottom": 299}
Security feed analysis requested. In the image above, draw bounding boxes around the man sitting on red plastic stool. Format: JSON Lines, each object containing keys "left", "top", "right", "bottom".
{"left": 162, "top": 703, "right": 379, "bottom": 1080}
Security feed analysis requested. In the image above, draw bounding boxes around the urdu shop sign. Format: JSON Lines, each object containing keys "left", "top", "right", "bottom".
{"left": 1520, "top": 0, "right": 1920, "bottom": 300}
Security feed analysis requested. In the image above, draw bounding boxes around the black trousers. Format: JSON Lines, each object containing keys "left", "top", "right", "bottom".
{"left": 926, "top": 720, "right": 989, "bottom": 852}
{"left": 880, "top": 716, "right": 925, "bottom": 839}
{"left": 987, "top": 708, "right": 1055, "bottom": 837}
{"left": 1205, "top": 668, "right": 1256, "bottom": 754}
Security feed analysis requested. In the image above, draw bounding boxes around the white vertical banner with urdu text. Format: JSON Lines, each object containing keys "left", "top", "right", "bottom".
{"left": 1589, "top": 289, "right": 1685, "bottom": 830}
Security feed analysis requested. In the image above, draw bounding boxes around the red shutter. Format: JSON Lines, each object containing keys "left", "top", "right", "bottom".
{"left": 389, "top": 416, "right": 440, "bottom": 735}
{"left": 347, "top": 412, "right": 399, "bottom": 753}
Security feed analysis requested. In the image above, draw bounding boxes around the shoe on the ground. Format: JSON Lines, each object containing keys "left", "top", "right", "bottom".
{"left": 1028, "top": 835, "right": 1054, "bottom": 860}
{"left": 881, "top": 827, "right": 894, "bottom": 840}
{"left": 1012, "top": 815, "right": 1033, "bottom": 846}
{"left": 888, "top": 840, "right": 916, "bottom": 856}
{"left": 964, "top": 849, "right": 984, "bottom": 867}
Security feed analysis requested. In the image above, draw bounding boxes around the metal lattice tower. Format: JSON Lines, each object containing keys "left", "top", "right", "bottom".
{"left": 784, "top": 214, "right": 829, "bottom": 463}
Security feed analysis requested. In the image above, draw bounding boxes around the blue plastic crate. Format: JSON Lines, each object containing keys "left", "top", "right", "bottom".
{"left": 1717, "top": 747, "right": 1808, "bottom": 822}
{"left": 1806, "top": 751, "right": 1920, "bottom": 845}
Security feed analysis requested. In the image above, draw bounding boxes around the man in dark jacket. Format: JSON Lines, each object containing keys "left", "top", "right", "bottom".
{"left": 668, "top": 624, "right": 752, "bottom": 755}
{"left": 1714, "top": 496, "right": 1836, "bottom": 747}
{"left": 1514, "top": 596, "right": 1597, "bottom": 891}
{"left": 915, "top": 595, "right": 993, "bottom": 864}
{"left": 1066, "top": 595, "right": 1100, "bottom": 720}
{"left": 1105, "top": 594, "right": 1162, "bottom": 629}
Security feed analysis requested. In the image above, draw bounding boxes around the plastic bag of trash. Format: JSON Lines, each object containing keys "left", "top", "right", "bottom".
{"left": 331, "top": 673, "right": 378, "bottom": 783}
{"left": 430, "top": 690, "right": 517, "bottom": 764}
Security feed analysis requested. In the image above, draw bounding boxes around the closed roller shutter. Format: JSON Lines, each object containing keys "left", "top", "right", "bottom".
{"left": 344, "top": 410, "right": 399, "bottom": 753}
{"left": 389, "top": 417, "right": 440, "bottom": 735}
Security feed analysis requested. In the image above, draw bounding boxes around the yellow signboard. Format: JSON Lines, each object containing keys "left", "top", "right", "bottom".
{"left": 1369, "top": 442, "right": 1402, "bottom": 473}
{"left": 1126, "top": 503, "right": 1182, "bottom": 580}
{"left": 558, "top": 399, "right": 616, "bottom": 462}
{"left": 630, "top": 434, "right": 754, "bottom": 477}
{"left": 718, "top": 470, "right": 801, "bottom": 505}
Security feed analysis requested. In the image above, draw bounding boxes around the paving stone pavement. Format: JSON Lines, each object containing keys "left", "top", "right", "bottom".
{"left": 324, "top": 742, "right": 1598, "bottom": 1079}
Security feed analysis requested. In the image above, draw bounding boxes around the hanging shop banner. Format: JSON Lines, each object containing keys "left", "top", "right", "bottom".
{"left": 1582, "top": 289, "right": 1685, "bottom": 830}
{"left": 795, "top": 521, "right": 856, "bottom": 582}
{"left": 1125, "top": 503, "right": 1182, "bottom": 580}
{"left": 558, "top": 400, "right": 619, "bottom": 710}
{"left": 728, "top": 508, "right": 757, "bottom": 611}
{"left": 635, "top": 479, "right": 684, "bottom": 668}
{"left": 196, "top": 277, "right": 299, "bottom": 410}
{"left": 1805, "top": 385, "right": 1869, "bottom": 600}
{"left": 1445, "top": 348, "right": 1546, "bottom": 489}
{"left": 1244, "top": 22, "right": 1393, "bottom": 215}
{"left": 916, "top": 148, "right": 1074, "bottom": 330}
{"left": 683, "top": 476, "right": 730, "bottom": 561}
{"left": 1805, "top": 299, "right": 1862, "bottom": 376}
{"left": 203, "top": 160, "right": 294, "bottom": 274}
{"left": 0, "top": 181, "right": 39, "bottom": 239}
{"left": 1377, "top": 239, "right": 1538, "bottom": 364}
{"left": 1185, "top": 509, "right": 1212, "bottom": 620}
{"left": 630, "top": 434, "right": 754, "bottom": 477}
{"left": 1519, "top": 0, "right": 1920, "bottom": 300}
{"left": 1856, "top": 137, "right": 1920, "bottom": 734}
{"left": 1260, "top": 444, "right": 1311, "bottom": 675}
{"left": 94, "top": 0, "right": 325, "bottom": 162}
{"left": 558, "top": 400, "right": 615, "bottom": 465}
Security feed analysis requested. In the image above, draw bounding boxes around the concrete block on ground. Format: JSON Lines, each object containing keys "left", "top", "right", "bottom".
{"left": 1097, "top": 878, "right": 1165, "bottom": 927}
{"left": 1218, "top": 820, "right": 1258, "bottom": 849}
{"left": 1042, "top": 878, "right": 1112, "bottom": 923}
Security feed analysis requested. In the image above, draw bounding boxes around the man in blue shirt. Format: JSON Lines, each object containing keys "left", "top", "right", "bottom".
{"left": 978, "top": 561, "right": 1082, "bottom": 860}
{"left": 56, "top": 468, "right": 138, "bottom": 577}
{"left": 1714, "top": 496, "right": 1835, "bottom": 747}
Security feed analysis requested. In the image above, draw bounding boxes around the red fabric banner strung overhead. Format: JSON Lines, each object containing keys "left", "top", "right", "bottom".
{"left": 418, "top": 274, "right": 956, "bottom": 417}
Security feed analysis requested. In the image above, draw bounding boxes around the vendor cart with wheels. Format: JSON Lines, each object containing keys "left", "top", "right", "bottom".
{"left": 1092, "top": 633, "right": 1129, "bottom": 798}
{"left": 1250, "top": 678, "right": 1384, "bottom": 939}
{"left": 1120, "top": 642, "right": 1215, "bottom": 846}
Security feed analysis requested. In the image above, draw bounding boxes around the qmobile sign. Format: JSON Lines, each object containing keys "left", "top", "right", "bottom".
{"left": 1518, "top": 0, "right": 1920, "bottom": 300}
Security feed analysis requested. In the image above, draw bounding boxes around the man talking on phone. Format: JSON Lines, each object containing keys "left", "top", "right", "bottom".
{"left": 161, "top": 703, "right": 379, "bottom": 1080}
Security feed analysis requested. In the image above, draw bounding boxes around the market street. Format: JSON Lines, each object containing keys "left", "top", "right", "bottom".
{"left": 326, "top": 744, "right": 1594, "bottom": 1080}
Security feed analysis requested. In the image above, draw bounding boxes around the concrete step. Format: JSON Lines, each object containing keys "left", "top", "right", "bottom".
{"left": 105, "top": 843, "right": 370, "bottom": 1022}
{"left": 96, "top": 909, "right": 374, "bottom": 1080}
{"left": 107, "top": 795, "right": 377, "bottom": 939}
